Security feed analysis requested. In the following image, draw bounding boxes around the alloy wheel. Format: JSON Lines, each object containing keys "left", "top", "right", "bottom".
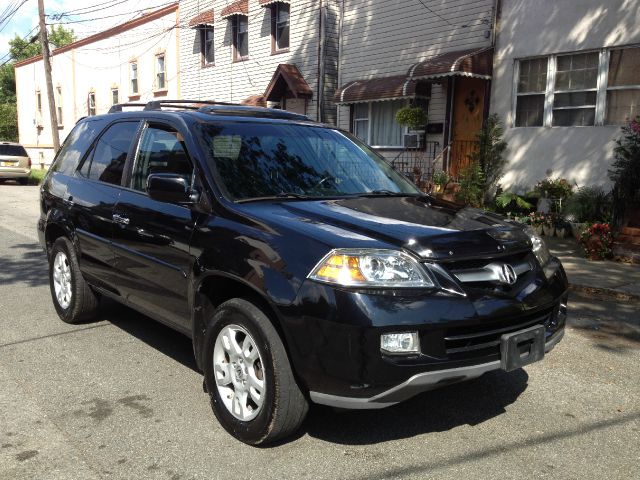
{"left": 52, "top": 251, "right": 72, "bottom": 309}
{"left": 213, "top": 324, "right": 265, "bottom": 421}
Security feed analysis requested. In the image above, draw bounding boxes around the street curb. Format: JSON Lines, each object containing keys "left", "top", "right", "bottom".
{"left": 569, "top": 283, "right": 640, "bottom": 302}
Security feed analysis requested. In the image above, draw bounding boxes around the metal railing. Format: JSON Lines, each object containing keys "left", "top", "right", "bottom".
{"left": 390, "top": 141, "right": 441, "bottom": 188}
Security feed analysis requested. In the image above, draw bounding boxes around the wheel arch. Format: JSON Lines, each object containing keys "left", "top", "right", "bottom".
{"left": 191, "top": 272, "right": 292, "bottom": 373}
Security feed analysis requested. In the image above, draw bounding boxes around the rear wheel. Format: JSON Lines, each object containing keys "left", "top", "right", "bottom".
{"left": 203, "top": 298, "right": 308, "bottom": 445}
{"left": 18, "top": 177, "right": 29, "bottom": 185}
{"left": 48, "top": 237, "right": 99, "bottom": 323}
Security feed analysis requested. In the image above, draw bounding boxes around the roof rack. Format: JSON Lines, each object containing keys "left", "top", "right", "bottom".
{"left": 107, "top": 99, "right": 310, "bottom": 121}
{"left": 108, "top": 99, "right": 244, "bottom": 114}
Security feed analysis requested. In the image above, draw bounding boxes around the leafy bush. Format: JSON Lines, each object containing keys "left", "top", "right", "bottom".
{"left": 457, "top": 162, "right": 485, "bottom": 207}
{"left": 562, "top": 186, "right": 612, "bottom": 223}
{"left": 395, "top": 106, "right": 427, "bottom": 131}
{"left": 469, "top": 114, "right": 508, "bottom": 204}
{"left": 533, "top": 178, "right": 573, "bottom": 199}
{"left": 28, "top": 168, "right": 48, "bottom": 185}
{"left": 579, "top": 223, "right": 613, "bottom": 260}
{"left": 495, "top": 191, "right": 534, "bottom": 210}
{"left": 609, "top": 116, "right": 640, "bottom": 226}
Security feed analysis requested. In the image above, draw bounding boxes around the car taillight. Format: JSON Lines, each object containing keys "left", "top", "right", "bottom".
{"left": 28, "top": 158, "right": 32, "bottom": 168}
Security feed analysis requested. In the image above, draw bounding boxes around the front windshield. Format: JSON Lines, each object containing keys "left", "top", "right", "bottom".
{"left": 196, "top": 122, "right": 421, "bottom": 201}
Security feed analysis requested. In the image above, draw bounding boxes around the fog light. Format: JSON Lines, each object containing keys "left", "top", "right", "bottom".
{"left": 380, "top": 332, "right": 420, "bottom": 354}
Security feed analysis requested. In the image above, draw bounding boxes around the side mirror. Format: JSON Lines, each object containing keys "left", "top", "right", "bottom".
{"left": 146, "top": 173, "right": 198, "bottom": 204}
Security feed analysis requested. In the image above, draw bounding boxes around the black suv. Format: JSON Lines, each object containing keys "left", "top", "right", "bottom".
{"left": 39, "top": 101, "right": 568, "bottom": 445}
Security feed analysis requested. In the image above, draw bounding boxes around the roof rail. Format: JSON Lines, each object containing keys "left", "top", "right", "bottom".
{"left": 108, "top": 103, "right": 147, "bottom": 113}
{"left": 144, "top": 99, "right": 244, "bottom": 110}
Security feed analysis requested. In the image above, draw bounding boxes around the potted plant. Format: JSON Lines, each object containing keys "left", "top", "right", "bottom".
{"left": 554, "top": 216, "right": 571, "bottom": 238}
{"left": 528, "top": 212, "right": 545, "bottom": 236}
{"left": 579, "top": 223, "right": 613, "bottom": 260}
{"left": 431, "top": 170, "right": 451, "bottom": 195}
{"left": 395, "top": 106, "right": 428, "bottom": 134}
{"left": 542, "top": 213, "right": 556, "bottom": 237}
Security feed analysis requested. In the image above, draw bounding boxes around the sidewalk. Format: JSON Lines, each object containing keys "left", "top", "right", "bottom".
{"left": 546, "top": 236, "right": 640, "bottom": 298}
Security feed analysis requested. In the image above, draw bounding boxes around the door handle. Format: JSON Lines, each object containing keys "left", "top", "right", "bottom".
{"left": 112, "top": 213, "right": 130, "bottom": 225}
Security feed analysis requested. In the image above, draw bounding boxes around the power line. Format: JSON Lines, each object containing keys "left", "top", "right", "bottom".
{"left": 414, "top": 0, "right": 454, "bottom": 26}
{"left": 46, "top": 1, "right": 177, "bottom": 25}
{"left": 0, "top": 0, "right": 30, "bottom": 34}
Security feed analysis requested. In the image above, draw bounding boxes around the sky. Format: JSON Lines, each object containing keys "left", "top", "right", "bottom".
{"left": 0, "top": 0, "right": 171, "bottom": 61}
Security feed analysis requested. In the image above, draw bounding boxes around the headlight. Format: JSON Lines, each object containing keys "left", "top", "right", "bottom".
{"left": 308, "top": 248, "right": 434, "bottom": 288}
{"left": 525, "top": 227, "right": 551, "bottom": 266}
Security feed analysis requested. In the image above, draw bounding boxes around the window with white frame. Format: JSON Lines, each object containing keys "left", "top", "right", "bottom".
{"left": 111, "top": 87, "right": 119, "bottom": 106}
{"left": 552, "top": 52, "right": 599, "bottom": 126}
{"left": 515, "top": 46, "right": 640, "bottom": 127}
{"left": 606, "top": 47, "right": 640, "bottom": 125}
{"left": 352, "top": 100, "right": 406, "bottom": 147}
{"left": 515, "top": 58, "right": 547, "bottom": 127}
{"left": 88, "top": 92, "right": 96, "bottom": 116}
{"left": 155, "top": 54, "right": 166, "bottom": 90}
{"left": 36, "top": 90, "right": 42, "bottom": 115}
{"left": 55, "top": 86, "right": 63, "bottom": 126}
{"left": 199, "top": 26, "right": 214, "bottom": 66}
{"left": 130, "top": 61, "right": 139, "bottom": 95}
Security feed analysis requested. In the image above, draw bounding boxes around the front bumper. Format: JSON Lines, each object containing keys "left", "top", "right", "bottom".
{"left": 310, "top": 328, "right": 564, "bottom": 409}
{"left": 281, "top": 255, "right": 569, "bottom": 405}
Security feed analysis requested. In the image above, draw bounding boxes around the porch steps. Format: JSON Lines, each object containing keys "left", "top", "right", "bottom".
{"left": 613, "top": 227, "right": 640, "bottom": 263}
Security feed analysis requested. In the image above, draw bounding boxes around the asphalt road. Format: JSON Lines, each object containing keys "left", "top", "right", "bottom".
{"left": 0, "top": 184, "right": 639, "bottom": 480}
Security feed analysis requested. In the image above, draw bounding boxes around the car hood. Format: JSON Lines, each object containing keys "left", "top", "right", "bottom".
{"left": 237, "top": 196, "right": 531, "bottom": 260}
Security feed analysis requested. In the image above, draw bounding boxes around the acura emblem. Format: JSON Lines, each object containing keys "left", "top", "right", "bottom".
{"left": 498, "top": 263, "right": 517, "bottom": 285}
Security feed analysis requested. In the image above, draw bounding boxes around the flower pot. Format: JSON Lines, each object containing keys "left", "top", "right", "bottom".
{"left": 555, "top": 227, "right": 566, "bottom": 238}
{"left": 533, "top": 225, "right": 544, "bottom": 236}
{"left": 542, "top": 225, "right": 555, "bottom": 236}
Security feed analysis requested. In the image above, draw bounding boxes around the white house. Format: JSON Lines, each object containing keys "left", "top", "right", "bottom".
{"left": 333, "top": 0, "right": 497, "bottom": 180}
{"left": 491, "top": 0, "right": 640, "bottom": 191}
{"left": 179, "top": 0, "right": 340, "bottom": 123}
{"left": 14, "top": 3, "right": 180, "bottom": 166}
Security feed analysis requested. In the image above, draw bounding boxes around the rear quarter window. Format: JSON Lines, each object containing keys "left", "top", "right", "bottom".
{"left": 50, "top": 120, "right": 103, "bottom": 175}
{"left": 0, "top": 145, "right": 28, "bottom": 157}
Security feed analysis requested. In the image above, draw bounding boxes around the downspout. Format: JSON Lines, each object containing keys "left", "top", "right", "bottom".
{"left": 316, "top": 0, "right": 325, "bottom": 122}
{"left": 336, "top": 0, "right": 344, "bottom": 127}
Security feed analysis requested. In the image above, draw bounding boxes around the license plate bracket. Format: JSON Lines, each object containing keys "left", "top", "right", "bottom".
{"left": 500, "top": 325, "right": 545, "bottom": 372}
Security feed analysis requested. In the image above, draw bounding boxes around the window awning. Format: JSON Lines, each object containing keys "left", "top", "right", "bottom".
{"left": 408, "top": 47, "right": 493, "bottom": 80}
{"left": 220, "top": 0, "right": 248, "bottom": 19}
{"left": 332, "top": 75, "right": 430, "bottom": 105}
{"left": 259, "top": 0, "right": 290, "bottom": 5}
{"left": 264, "top": 64, "right": 313, "bottom": 101}
{"left": 188, "top": 9, "right": 214, "bottom": 27}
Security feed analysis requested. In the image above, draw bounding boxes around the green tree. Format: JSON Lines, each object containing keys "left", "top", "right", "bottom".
{"left": 0, "top": 65, "right": 16, "bottom": 103}
{"left": 469, "top": 113, "right": 508, "bottom": 204}
{"left": 3, "top": 26, "right": 75, "bottom": 142}
{"left": 609, "top": 116, "right": 640, "bottom": 226}
{"left": 9, "top": 25, "right": 76, "bottom": 62}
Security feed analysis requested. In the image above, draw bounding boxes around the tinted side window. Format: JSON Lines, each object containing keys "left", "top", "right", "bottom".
{"left": 80, "top": 122, "right": 138, "bottom": 185}
{"left": 50, "top": 120, "right": 102, "bottom": 175}
{"left": 131, "top": 126, "right": 193, "bottom": 192}
{"left": 0, "top": 145, "right": 28, "bottom": 156}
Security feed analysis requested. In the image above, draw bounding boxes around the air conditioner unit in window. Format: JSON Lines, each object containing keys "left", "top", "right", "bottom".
{"left": 403, "top": 133, "right": 422, "bottom": 149}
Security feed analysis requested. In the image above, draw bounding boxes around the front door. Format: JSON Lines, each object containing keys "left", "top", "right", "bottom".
{"left": 449, "top": 77, "right": 486, "bottom": 177}
{"left": 111, "top": 122, "right": 199, "bottom": 332}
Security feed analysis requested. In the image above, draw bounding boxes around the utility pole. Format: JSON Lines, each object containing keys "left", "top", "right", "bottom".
{"left": 38, "top": 0, "right": 60, "bottom": 152}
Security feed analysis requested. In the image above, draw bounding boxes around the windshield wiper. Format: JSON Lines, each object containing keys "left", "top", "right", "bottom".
{"left": 354, "top": 190, "right": 421, "bottom": 197}
{"left": 235, "top": 192, "right": 311, "bottom": 203}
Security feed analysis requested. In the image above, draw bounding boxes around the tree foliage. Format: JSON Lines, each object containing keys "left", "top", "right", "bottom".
{"left": 0, "top": 103, "right": 18, "bottom": 141}
{"left": 0, "top": 65, "right": 16, "bottom": 103}
{"left": 609, "top": 116, "right": 640, "bottom": 226}
{"left": 9, "top": 26, "right": 76, "bottom": 62}
{"left": 469, "top": 114, "right": 508, "bottom": 204}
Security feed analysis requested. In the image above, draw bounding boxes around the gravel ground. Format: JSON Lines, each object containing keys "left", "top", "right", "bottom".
{"left": 0, "top": 184, "right": 638, "bottom": 480}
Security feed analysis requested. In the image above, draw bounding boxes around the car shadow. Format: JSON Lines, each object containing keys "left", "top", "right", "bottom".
{"left": 91, "top": 297, "right": 528, "bottom": 446}
{"left": 96, "top": 298, "right": 199, "bottom": 373}
{"left": 302, "top": 368, "right": 529, "bottom": 446}
{"left": 0, "top": 242, "right": 50, "bottom": 287}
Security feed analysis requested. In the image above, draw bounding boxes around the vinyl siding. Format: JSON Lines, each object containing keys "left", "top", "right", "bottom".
{"left": 179, "top": 0, "right": 339, "bottom": 123}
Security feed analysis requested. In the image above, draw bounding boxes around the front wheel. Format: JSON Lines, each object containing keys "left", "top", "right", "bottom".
{"left": 203, "top": 298, "right": 308, "bottom": 445}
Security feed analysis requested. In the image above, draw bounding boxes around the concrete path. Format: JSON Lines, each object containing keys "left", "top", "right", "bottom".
{"left": 547, "top": 236, "right": 640, "bottom": 298}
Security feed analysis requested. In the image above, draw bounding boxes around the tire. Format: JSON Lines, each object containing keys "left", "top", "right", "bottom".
{"left": 18, "top": 177, "right": 29, "bottom": 185}
{"left": 49, "top": 237, "right": 99, "bottom": 324}
{"left": 203, "top": 298, "right": 308, "bottom": 445}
